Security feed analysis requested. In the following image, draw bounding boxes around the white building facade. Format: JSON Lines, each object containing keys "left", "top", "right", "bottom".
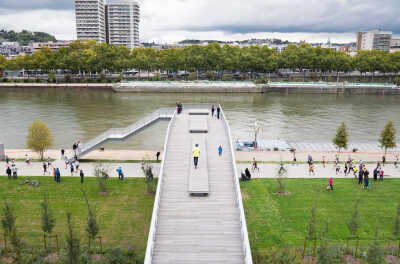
{"left": 357, "top": 30, "right": 392, "bottom": 52}
{"left": 75, "top": 0, "right": 106, "bottom": 43}
{"left": 106, "top": 0, "right": 140, "bottom": 49}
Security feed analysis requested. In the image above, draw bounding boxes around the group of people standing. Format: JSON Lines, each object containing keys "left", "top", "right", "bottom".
{"left": 211, "top": 105, "right": 221, "bottom": 119}
{"left": 5, "top": 157, "right": 18, "bottom": 179}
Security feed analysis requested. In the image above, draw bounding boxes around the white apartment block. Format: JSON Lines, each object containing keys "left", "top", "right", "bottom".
{"left": 357, "top": 29, "right": 392, "bottom": 52}
{"left": 75, "top": 0, "right": 106, "bottom": 43}
{"left": 106, "top": 0, "right": 140, "bottom": 49}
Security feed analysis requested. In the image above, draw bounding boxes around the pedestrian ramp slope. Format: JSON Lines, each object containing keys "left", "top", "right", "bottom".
{"left": 145, "top": 106, "right": 252, "bottom": 264}
{"left": 69, "top": 108, "right": 174, "bottom": 159}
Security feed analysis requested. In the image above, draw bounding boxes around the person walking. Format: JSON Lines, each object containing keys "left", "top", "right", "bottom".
{"left": 252, "top": 158, "right": 259, "bottom": 172}
{"left": 329, "top": 177, "right": 334, "bottom": 191}
{"left": 307, "top": 155, "right": 313, "bottom": 166}
{"left": 70, "top": 162, "right": 74, "bottom": 176}
{"left": 43, "top": 162, "right": 47, "bottom": 176}
{"left": 395, "top": 155, "right": 399, "bottom": 168}
{"left": 335, "top": 163, "right": 340, "bottom": 175}
{"left": 64, "top": 156, "right": 69, "bottom": 169}
{"left": 192, "top": 144, "right": 201, "bottom": 169}
{"left": 5, "top": 155, "right": 9, "bottom": 165}
{"left": 156, "top": 151, "right": 161, "bottom": 161}
{"left": 61, "top": 149, "right": 65, "bottom": 159}
{"left": 11, "top": 166, "right": 17, "bottom": 179}
{"left": 322, "top": 156, "right": 326, "bottom": 168}
{"left": 216, "top": 106, "right": 221, "bottom": 119}
{"left": 25, "top": 154, "right": 30, "bottom": 165}
{"left": 364, "top": 169, "right": 370, "bottom": 189}
{"left": 116, "top": 166, "right": 124, "bottom": 180}
{"left": 309, "top": 163, "right": 315, "bottom": 176}
{"left": 382, "top": 156, "right": 386, "bottom": 166}
{"left": 379, "top": 169, "right": 384, "bottom": 181}
{"left": 373, "top": 167, "right": 378, "bottom": 181}
{"left": 358, "top": 164, "right": 364, "bottom": 184}
{"left": 80, "top": 169, "right": 84, "bottom": 184}
{"left": 211, "top": 105, "right": 215, "bottom": 117}
{"left": 75, "top": 160, "right": 80, "bottom": 172}
{"left": 218, "top": 145, "right": 223, "bottom": 156}
{"left": 56, "top": 168, "right": 61, "bottom": 183}
{"left": 6, "top": 166, "right": 11, "bottom": 179}
{"left": 72, "top": 142, "right": 77, "bottom": 156}
{"left": 53, "top": 168, "right": 57, "bottom": 181}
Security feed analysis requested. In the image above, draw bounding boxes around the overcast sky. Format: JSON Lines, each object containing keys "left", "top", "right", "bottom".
{"left": 0, "top": 0, "right": 399, "bottom": 43}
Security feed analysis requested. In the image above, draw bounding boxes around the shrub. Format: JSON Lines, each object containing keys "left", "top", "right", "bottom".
{"left": 222, "top": 74, "right": 233, "bottom": 81}
{"left": 47, "top": 72, "right": 56, "bottom": 83}
{"left": 393, "top": 77, "right": 400, "bottom": 86}
{"left": 64, "top": 74, "right": 72, "bottom": 83}
{"left": 317, "top": 244, "right": 344, "bottom": 264}
{"left": 206, "top": 71, "right": 215, "bottom": 80}
{"left": 94, "top": 162, "right": 109, "bottom": 194}
{"left": 153, "top": 73, "right": 161, "bottom": 81}
{"left": 254, "top": 247, "right": 302, "bottom": 264}
{"left": 188, "top": 72, "right": 197, "bottom": 81}
{"left": 99, "top": 73, "right": 106, "bottom": 83}
{"left": 365, "top": 228, "right": 385, "bottom": 264}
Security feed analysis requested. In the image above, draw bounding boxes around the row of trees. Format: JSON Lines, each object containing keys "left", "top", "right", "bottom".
{"left": 333, "top": 120, "right": 397, "bottom": 156}
{"left": 1, "top": 40, "right": 400, "bottom": 78}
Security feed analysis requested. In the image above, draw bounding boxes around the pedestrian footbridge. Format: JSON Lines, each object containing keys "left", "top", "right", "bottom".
{"left": 72, "top": 104, "right": 252, "bottom": 263}
{"left": 145, "top": 105, "right": 252, "bottom": 264}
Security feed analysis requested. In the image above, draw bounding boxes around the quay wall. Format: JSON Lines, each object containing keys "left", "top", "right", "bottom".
{"left": 1, "top": 82, "right": 399, "bottom": 94}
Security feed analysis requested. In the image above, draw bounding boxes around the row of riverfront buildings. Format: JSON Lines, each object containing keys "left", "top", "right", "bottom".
{"left": 74, "top": 0, "right": 140, "bottom": 49}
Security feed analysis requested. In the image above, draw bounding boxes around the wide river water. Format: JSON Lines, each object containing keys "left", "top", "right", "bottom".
{"left": 0, "top": 87, "right": 399, "bottom": 150}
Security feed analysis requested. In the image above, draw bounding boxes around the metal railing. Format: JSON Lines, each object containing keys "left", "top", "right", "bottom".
{"left": 70, "top": 108, "right": 174, "bottom": 159}
{"left": 144, "top": 110, "right": 176, "bottom": 264}
{"left": 221, "top": 105, "right": 253, "bottom": 264}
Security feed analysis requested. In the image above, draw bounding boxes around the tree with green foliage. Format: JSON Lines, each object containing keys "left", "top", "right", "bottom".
{"left": 65, "top": 212, "right": 80, "bottom": 264}
{"left": 333, "top": 122, "right": 348, "bottom": 155}
{"left": 366, "top": 227, "right": 385, "bottom": 264}
{"left": 41, "top": 194, "right": 55, "bottom": 236}
{"left": 379, "top": 120, "right": 397, "bottom": 157}
{"left": 1, "top": 201, "right": 16, "bottom": 239}
{"left": 26, "top": 120, "right": 54, "bottom": 160}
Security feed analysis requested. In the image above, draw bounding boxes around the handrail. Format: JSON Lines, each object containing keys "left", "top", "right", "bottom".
{"left": 220, "top": 105, "right": 253, "bottom": 264}
{"left": 144, "top": 110, "right": 177, "bottom": 264}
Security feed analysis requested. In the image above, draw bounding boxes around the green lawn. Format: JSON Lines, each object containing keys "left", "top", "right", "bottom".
{"left": 241, "top": 179, "right": 400, "bottom": 252}
{"left": 0, "top": 177, "right": 155, "bottom": 259}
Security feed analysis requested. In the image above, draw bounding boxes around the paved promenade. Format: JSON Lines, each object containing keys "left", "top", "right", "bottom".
{"left": 237, "top": 163, "right": 400, "bottom": 179}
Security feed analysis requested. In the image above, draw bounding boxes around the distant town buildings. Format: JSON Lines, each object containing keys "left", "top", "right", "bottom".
{"left": 357, "top": 29, "right": 392, "bottom": 52}
{"left": 32, "top": 41, "right": 72, "bottom": 52}
{"left": 106, "top": 0, "right": 140, "bottom": 49}
{"left": 74, "top": 0, "right": 107, "bottom": 43}
{"left": 74, "top": 0, "right": 140, "bottom": 49}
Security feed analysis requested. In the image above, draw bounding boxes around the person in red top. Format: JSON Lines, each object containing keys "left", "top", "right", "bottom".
{"left": 329, "top": 177, "right": 333, "bottom": 191}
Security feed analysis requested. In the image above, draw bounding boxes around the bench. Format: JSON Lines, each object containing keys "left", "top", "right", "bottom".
{"left": 189, "top": 116, "right": 208, "bottom": 133}
{"left": 188, "top": 109, "right": 210, "bottom": 116}
{"left": 188, "top": 137, "right": 209, "bottom": 196}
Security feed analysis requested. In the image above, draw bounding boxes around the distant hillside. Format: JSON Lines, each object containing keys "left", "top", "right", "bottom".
{"left": 0, "top": 29, "right": 56, "bottom": 45}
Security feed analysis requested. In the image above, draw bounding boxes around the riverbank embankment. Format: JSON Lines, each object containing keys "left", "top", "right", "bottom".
{"left": 113, "top": 81, "right": 400, "bottom": 94}
{"left": 1, "top": 81, "right": 399, "bottom": 94}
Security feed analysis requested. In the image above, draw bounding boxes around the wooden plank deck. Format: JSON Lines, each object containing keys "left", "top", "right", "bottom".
{"left": 188, "top": 136, "right": 209, "bottom": 195}
{"left": 152, "top": 109, "right": 245, "bottom": 264}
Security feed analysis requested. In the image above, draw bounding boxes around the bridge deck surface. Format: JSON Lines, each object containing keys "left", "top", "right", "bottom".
{"left": 152, "top": 110, "right": 245, "bottom": 264}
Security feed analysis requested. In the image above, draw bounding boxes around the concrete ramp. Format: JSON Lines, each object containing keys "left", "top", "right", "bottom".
{"left": 188, "top": 136, "right": 209, "bottom": 196}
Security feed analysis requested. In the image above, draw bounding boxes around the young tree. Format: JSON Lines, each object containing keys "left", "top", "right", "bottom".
{"left": 379, "top": 120, "right": 397, "bottom": 157}
{"left": 347, "top": 198, "right": 360, "bottom": 238}
{"left": 393, "top": 201, "right": 400, "bottom": 239}
{"left": 26, "top": 120, "right": 54, "bottom": 160}
{"left": 65, "top": 212, "right": 80, "bottom": 264}
{"left": 82, "top": 190, "right": 99, "bottom": 250}
{"left": 366, "top": 227, "right": 385, "bottom": 264}
{"left": 1, "top": 201, "right": 16, "bottom": 239}
{"left": 41, "top": 194, "right": 55, "bottom": 238}
{"left": 333, "top": 122, "right": 348, "bottom": 155}
{"left": 276, "top": 162, "right": 287, "bottom": 194}
{"left": 307, "top": 202, "right": 318, "bottom": 241}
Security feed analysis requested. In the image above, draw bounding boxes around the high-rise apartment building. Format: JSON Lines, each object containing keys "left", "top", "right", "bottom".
{"left": 356, "top": 29, "right": 392, "bottom": 52}
{"left": 106, "top": 0, "right": 140, "bottom": 49}
{"left": 74, "top": 0, "right": 106, "bottom": 43}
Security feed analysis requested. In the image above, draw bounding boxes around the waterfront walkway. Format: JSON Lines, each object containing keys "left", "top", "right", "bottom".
{"left": 145, "top": 107, "right": 251, "bottom": 264}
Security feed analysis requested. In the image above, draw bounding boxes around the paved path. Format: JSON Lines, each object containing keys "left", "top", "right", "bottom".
{"left": 150, "top": 110, "right": 247, "bottom": 264}
{"left": 0, "top": 161, "right": 160, "bottom": 178}
{"left": 237, "top": 163, "right": 400, "bottom": 179}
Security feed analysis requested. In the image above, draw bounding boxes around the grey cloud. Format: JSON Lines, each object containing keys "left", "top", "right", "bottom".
{"left": 0, "top": 0, "right": 73, "bottom": 10}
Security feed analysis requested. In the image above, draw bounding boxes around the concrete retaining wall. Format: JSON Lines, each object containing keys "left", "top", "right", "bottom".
{"left": 0, "top": 83, "right": 113, "bottom": 89}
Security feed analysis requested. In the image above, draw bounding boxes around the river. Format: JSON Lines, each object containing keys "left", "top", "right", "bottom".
{"left": 0, "top": 87, "right": 399, "bottom": 150}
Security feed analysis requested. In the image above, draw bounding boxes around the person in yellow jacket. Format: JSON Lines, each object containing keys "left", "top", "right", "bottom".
{"left": 192, "top": 144, "right": 201, "bottom": 169}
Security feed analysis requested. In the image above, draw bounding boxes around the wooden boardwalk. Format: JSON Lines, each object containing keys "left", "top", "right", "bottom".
{"left": 148, "top": 108, "right": 250, "bottom": 264}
